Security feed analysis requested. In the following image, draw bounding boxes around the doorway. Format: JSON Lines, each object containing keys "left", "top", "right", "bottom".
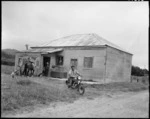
{"left": 43, "top": 56, "right": 50, "bottom": 67}
{"left": 43, "top": 56, "right": 51, "bottom": 76}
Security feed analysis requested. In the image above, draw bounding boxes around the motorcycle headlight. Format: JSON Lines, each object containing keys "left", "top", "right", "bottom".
{"left": 78, "top": 76, "right": 81, "bottom": 80}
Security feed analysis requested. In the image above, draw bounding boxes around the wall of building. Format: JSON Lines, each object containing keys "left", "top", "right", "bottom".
{"left": 15, "top": 52, "right": 58, "bottom": 76}
{"left": 58, "top": 47, "right": 106, "bottom": 81}
{"left": 15, "top": 46, "right": 132, "bottom": 83}
{"left": 105, "top": 46, "right": 132, "bottom": 83}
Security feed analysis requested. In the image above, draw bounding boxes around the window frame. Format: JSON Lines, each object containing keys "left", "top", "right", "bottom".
{"left": 56, "top": 55, "right": 64, "bottom": 66}
{"left": 70, "top": 58, "right": 78, "bottom": 68}
{"left": 83, "top": 57, "right": 94, "bottom": 69}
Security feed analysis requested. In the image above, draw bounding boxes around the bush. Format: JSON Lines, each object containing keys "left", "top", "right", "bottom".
{"left": 1, "top": 50, "right": 15, "bottom": 66}
{"left": 1, "top": 60, "right": 15, "bottom": 66}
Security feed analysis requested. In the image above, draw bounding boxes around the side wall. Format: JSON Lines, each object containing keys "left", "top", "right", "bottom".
{"left": 58, "top": 47, "right": 106, "bottom": 82}
{"left": 105, "top": 46, "right": 132, "bottom": 82}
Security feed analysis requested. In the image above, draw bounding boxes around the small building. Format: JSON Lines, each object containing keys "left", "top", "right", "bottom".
{"left": 15, "top": 33, "right": 133, "bottom": 83}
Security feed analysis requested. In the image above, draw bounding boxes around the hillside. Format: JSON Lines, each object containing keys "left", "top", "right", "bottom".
{"left": 2, "top": 49, "right": 19, "bottom": 55}
{"left": 1, "top": 49, "right": 19, "bottom": 66}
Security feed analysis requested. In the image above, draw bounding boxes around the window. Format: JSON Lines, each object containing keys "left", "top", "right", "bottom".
{"left": 84, "top": 57, "right": 93, "bottom": 68}
{"left": 56, "top": 55, "right": 63, "bottom": 65}
{"left": 70, "top": 59, "right": 78, "bottom": 68}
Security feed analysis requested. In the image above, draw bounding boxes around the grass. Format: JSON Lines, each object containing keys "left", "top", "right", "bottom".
{"left": 83, "top": 79, "right": 97, "bottom": 82}
{"left": 1, "top": 65, "right": 14, "bottom": 74}
{"left": 1, "top": 70, "right": 149, "bottom": 115}
{"left": 16, "top": 79, "right": 32, "bottom": 86}
{"left": 1, "top": 74, "right": 81, "bottom": 115}
{"left": 131, "top": 75, "right": 149, "bottom": 84}
{"left": 86, "top": 82, "right": 148, "bottom": 93}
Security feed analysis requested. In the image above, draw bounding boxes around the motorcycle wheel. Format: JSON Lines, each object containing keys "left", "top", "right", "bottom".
{"left": 66, "top": 80, "right": 68, "bottom": 85}
{"left": 78, "top": 85, "right": 85, "bottom": 95}
{"left": 66, "top": 80, "right": 71, "bottom": 88}
{"left": 71, "top": 83, "right": 77, "bottom": 89}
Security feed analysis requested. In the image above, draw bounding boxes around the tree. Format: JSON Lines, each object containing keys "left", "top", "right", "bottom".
{"left": 131, "top": 65, "right": 148, "bottom": 76}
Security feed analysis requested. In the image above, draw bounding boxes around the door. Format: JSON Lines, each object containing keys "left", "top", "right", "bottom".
{"left": 43, "top": 56, "right": 51, "bottom": 76}
{"left": 70, "top": 59, "right": 78, "bottom": 69}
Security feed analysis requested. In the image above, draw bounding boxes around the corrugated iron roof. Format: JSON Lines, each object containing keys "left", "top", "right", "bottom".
{"left": 34, "top": 33, "right": 131, "bottom": 54}
{"left": 20, "top": 48, "right": 63, "bottom": 53}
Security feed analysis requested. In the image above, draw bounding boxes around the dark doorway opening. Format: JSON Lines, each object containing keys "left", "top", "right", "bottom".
{"left": 43, "top": 57, "right": 50, "bottom": 67}
{"left": 43, "top": 56, "right": 51, "bottom": 76}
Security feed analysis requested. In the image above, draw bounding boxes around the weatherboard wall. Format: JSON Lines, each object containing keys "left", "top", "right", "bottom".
{"left": 57, "top": 47, "right": 106, "bottom": 81}
{"left": 15, "top": 45, "right": 132, "bottom": 83}
{"left": 105, "top": 46, "right": 132, "bottom": 82}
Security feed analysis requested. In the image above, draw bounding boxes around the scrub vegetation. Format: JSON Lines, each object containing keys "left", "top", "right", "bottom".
{"left": 1, "top": 72, "right": 148, "bottom": 115}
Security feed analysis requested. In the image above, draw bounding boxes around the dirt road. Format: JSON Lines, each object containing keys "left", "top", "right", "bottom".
{"left": 4, "top": 90, "right": 149, "bottom": 118}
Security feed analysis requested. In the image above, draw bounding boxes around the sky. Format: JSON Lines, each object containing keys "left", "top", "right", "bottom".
{"left": 2, "top": 1, "right": 149, "bottom": 69}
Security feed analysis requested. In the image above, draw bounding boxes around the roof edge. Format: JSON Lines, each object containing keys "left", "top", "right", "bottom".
{"left": 106, "top": 45, "right": 133, "bottom": 55}
{"left": 31, "top": 45, "right": 133, "bottom": 55}
{"left": 31, "top": 45, "right": 107, "bottom": 49}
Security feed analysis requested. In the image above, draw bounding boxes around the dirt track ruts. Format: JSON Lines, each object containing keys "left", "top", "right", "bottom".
{"left": 4, "top": 90, "right": 149, "bottom": 118}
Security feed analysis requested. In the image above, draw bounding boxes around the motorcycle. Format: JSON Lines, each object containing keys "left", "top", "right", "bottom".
{"left": 66, "top": 76, "right": 85, "bottom": 95}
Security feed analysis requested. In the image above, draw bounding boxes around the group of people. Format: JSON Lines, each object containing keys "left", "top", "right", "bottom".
{"left": 12, "top": 58, "right": 35, "bottom": 78}
{"left": 22, "top": 60, "right": 35, "bottom": 76}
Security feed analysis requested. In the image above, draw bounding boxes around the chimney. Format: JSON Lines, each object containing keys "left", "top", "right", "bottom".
{"left": 25, "top": 44, "right": 29, "bottom": 50}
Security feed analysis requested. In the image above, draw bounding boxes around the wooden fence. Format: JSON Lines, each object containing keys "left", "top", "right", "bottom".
{"left": 131, "top": 75, "right": 149, "bottom": 84}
